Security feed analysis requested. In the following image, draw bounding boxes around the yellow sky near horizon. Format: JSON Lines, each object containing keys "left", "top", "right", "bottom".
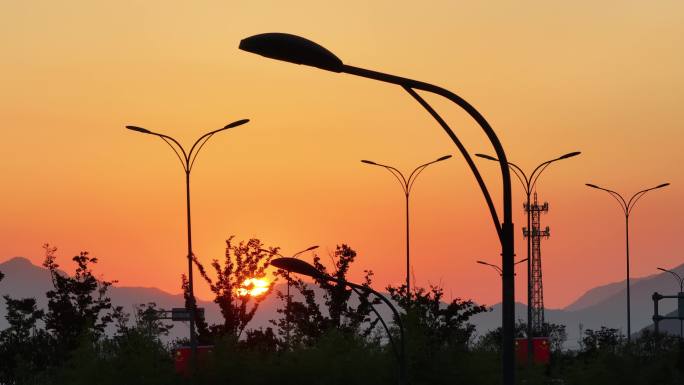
{"left": 1, "top": 1, "right": 683, "bottom": 310}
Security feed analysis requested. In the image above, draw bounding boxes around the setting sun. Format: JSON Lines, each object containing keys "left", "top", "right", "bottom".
{"left": 237, "top": 278, "right": 270, "bottom": 297}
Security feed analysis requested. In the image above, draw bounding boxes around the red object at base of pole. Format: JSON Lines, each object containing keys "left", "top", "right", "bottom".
{"left": 174, "top": 345, "right": 214, "bottom": 376}
{"left": 515, "top": 337, "right": 550, "bottom": 365}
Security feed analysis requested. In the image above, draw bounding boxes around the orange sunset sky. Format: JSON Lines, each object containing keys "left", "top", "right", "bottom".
{"left": 1, "top": 1, "right": 683, "bottom": 308}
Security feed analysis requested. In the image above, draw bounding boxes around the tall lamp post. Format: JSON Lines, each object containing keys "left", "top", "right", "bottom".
{"left": 657, "top": 267, "right": 684, "bottom": 338}
{"left": 361, "top": 155, "right": 452, "bottom": 296}
{"left": 239, "top": 33, "right": 516, "bottom": 384}
{"left": 126, "top": 118, "right": 249, "bottom": 364}
{"left": 271, "top": 257, "right": 406, "bottom": 385}
{"left": 476, "top": 151, "right": 580, "bottom": 362}
{"left": 586, "top": 182, "right": 670, "bottom": 341}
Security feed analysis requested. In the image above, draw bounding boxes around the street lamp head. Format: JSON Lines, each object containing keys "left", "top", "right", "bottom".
{"left": 239, "top": 33, "right": 344, "bottom": 73}
{"left": 271, "top": 257, "right": 324, "bottom": 279}
{"left": 436, "top": 155, "right": 452, "bottom": 162}
{"left": 657, "top": 267, "right": 668, "bottom": 273}
{"left": 476, "top": 260, "right": 488, "bottom": 265}
{"left": 475, "top": 153, "right": 498, "bottom": 161}
{"left": 361, "top": 160, "right": 377, "bottom": 165}
{"left": 224, "top": 119, "right": 250, "bottom": 129}
{"left": 125, "top": 125, "right": 152, "bottom": 134}
{"left": 304, "top": 245, "right": 319, "bottom": 252}
{"left": 656, "top": 183, "right": 670, "bottom": 189}
{"left": 585, "top": 183, "right": 600, "bottom": 189}
{"left": 560, "top": 151, "right": 581, "bottom": 159}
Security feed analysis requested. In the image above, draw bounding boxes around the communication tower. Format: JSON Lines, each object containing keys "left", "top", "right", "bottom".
{"left": 522, "top": 192, "right": 550, "bottom": 334}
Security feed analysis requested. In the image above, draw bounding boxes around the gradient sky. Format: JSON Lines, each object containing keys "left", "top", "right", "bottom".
{"left": 1, "top": 1, "right": 683, "bottom": 308}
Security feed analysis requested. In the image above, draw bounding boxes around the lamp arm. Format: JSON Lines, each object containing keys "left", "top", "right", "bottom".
{"left": 662, "top": 269, "right": 683, "bottom": 291}
{"left": 406, "top": 163, "right": 431, "bottom": 195}
{"left": 402, "top": 86, "right": 502, "bottom": 238}
{"left": 529, "top": 159, "right": 558, "bottom": 192}
{"left": 188, "top": 133, "right": 214, "bottom": 172}
{"left": 349, "top": 286, "right": 400, "bottom": 363}
{"left": 626, "top": 189, "right": 650, "bottom": 217}
{"left": 591, "top": 186, "right": 627, "bottom": 216}
{"left": 188, "top": 125, "right": 233, "bottom": 157}
{"left": 506, "top": 162, "right": 529, "bottom": 194}
{"left": 627, "top": 184, "right": 666, "bottom": 216}
{"left": 478, "top": 156, "right": 527, "bottom": 194}
{"left": 490, "top": 264, "right": 504, "bottom": 276}
{"left": 367, "top": 163, "right": 409, "bottom": 195}
{"left": 156, "top": 133, "right": 189, "bottom": 163}
{"left": 343, "top": 64, "right": 512, "bottom": 237}
{"left": 323, "top": 275, "right": 405, "bottom": 379}
{"left": 383, "top": 167, "right": 409, "bottom": 195}
{"left": 346, "top": 281, "right": 404, "bottom": 361}
{"left": 158, "top": 136, "right": 189, "bottom": 171}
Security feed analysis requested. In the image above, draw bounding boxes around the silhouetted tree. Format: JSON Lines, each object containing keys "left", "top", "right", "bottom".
{"left": 134, "top": 302, "right": 173, "bottom": 339}
{"left": 474, "top": 319, "right": 527, "bottom": 353}
{"left": 274, "top": 244, "right": 379, "bottom": 347}
{"left": 581, "top": 326, "right": 624, "bottom": 354}
{"left": 544, "top": 322, "right": 568, "bottom": 352}
{"left": 0, "top": 294, "right": 50, "bottom": 384}
{"left": 42, "top": 244, "right": 116, "bottom": 351}
{"left": 180, "top": 273, "right": 211, "bottom": 345}
{"left": 388, "top": 284, "right": 489, "bottom": 351}
{"left": 194, "top": 236, "right": 278, "bottom": 339}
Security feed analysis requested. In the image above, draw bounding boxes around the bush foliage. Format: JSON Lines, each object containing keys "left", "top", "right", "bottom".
{"left": 0, "top": 241, "right": 682, "bottom": 385}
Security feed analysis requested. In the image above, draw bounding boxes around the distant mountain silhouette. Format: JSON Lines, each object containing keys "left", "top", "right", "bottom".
{"left": 564, "top": 276, "right": 646, "bottom": 312}
{"left": 2, "top": 256, "right": 683, "bottom": 348}
{"left": 472, "top": 262, "right": 684, "bottom": 348}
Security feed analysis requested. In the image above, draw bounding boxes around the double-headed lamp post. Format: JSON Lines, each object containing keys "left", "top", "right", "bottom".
{"left": 239, "top": 33, "right": 516, "bottom": 384}
{"left": 477, "top": 151, "right": 580, "bottom": 362}
{"left": 657, "top": 267, "right": 684, "bottom": 338}
{"left": 126, "top": 118, "right": 249, "bottom": 364}
{"left": 361, "top": 155, "right": 452, "bottom": 296}
{"left": 271, "top": 257, "right": 406, "bottom": 385}
{"left": 585, "top": 182, "right": 670, "bottom": 341}
{"left": 477, "top": 258, "right": 528, "bottom": 276}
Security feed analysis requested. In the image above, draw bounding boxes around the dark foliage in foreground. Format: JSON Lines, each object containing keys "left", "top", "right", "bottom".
{"left": 1, "top": 243, "right": 684, "bottom": 384}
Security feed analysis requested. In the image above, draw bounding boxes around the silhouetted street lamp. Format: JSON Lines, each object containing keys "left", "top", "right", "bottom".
{"left": 271, "top": 245, "right": 319, "bottom": 349}
{"left": 239, "top": 33, "right": 516, "bottom": 384}
{"left": 477, "top": 258, "right": 528, "bottom": 276}
{"left": 657, "top": 266, "right": 684, "bottom": 338}
{"left": 361, "top": 155, "right": 451, "bottom": 296}
{"left": 586, "top": 182, "right": 669, "bottom": 341}
{"left": 271, "top": 257, "right": 406, "bottom": 385}
{"left": 126, "top": 118, "right": 249, "bottom": 365}
{"left": 477, "top": 151, "right": 579, "bottom": 362}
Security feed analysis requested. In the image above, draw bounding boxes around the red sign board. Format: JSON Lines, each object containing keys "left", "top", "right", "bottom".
{"left": 515, "top": 337, "right": 550, "bottom": 365}
{"left": 174, "top": 345, "right": 214, "bottom": 376}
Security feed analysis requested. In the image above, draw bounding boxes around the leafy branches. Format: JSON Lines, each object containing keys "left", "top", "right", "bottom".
{"left": 194, "top": 236, "right": 278, "bottom": 339}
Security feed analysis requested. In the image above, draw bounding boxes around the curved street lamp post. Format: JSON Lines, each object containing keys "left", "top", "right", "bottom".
{"left": 239, "top": 33, "right": 517, "bottom": 384}
{"left": 586, "top": 182, "right": 669, "bottom": 341}
{"left": 126, "top": 118, "right": 249, "bottom": 367}
{"left": 657, "top": 267, "right": 684, "bottom": 338}
{"left": 361, "top": 155, "right": 452, "bottom": 297}
{"left": 271, "top": 257, "right": 406, "bottom": 385}
{"left": 271, "top": 245, "right": 319, "bottom": 349}
{"left": 477, "top": 152, "right": 579, "bottom": 362}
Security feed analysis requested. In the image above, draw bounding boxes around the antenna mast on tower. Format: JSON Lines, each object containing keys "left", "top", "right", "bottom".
{"left": 523, "top": 192, "right": 550, "bottom": 334}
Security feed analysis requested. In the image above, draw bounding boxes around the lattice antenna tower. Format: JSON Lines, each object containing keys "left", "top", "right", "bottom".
{"left": 522, "top": 192, "right": 550, "bottom": 335}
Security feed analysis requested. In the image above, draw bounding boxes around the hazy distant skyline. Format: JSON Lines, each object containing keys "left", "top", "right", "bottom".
{"left": 1, "top": 1, "right": 682, "bottom": 307}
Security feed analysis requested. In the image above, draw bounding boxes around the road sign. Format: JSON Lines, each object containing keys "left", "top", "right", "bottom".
{"left": 171, "top": 307, "right": 204, "bottom": 321}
